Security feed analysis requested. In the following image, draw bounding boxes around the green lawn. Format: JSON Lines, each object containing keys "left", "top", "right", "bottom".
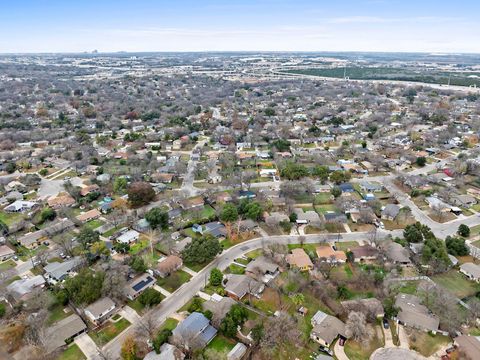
{"left": 0, "top": 259, "right": 16, "bottom": 271}
{"left": 407, "top": 329, "right": 451, "bottom": 357}
{"left": 335, "top": 241, "right": 359, "bottom": 252}
{"left": 103, "top": 226, "right": 123, "bottom": 238}
{"left": 184, "top": 261, "right": 209, "bottom": 273}
{"left": 0, "top": 211, "right": 24, "bottom": 226}
{"left": 84, "top": 219, "right": 104, "bottom": 230}
{"left": 395, "top": 281, "right": 419, "bottom": 295}
{"left": 432, "top": 270, "right": 480, "bottom": 299}
{"left": 129, "top": 238, "right": 149, "bottom": 255}
{"left": 287, "top": 243, "right": 319, "bottom": 257}
{"left": 89, "top": 318, "right": 131, "bottom": 346}
{"left": 158, "top": 318, "right": 179, "bottom": 332}
{"left": 314, "top": 193, "right": 333, "bottom": 204}
{"left": 156, "top": 269, "right": 192, "bottom": 293}
{"left": 205, "top": 335, "right": 236, "bottom": 354}
{"left": 227, "top": 263, "right": 246, "bottom": 274}
{"left": 5, "top": 275, "right": 21, "bottom": 284}
{"left": 315, "top": 204, "right": 337, "bottom": 214}
{"left": 56, "top": 344, "right": 86, "bottom": 360}
{"left": 245, "top": 249, "right": 263, "bottom": 259}
{"left": 48, "top": 304, "right": 73, "bottom": 325}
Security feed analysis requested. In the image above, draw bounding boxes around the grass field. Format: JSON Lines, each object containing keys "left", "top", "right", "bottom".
{"left": 156, "top": 269, "right": 192, "bottom": 293}
{"left": 89, "top": 318, "right": 131, "bottom": 346}
{"left": 48, "top": 304, "right": 73, "bottom": 325}
{"left": 432, "top": 270, "right": 480, "bottom": 299}
{"left": 227, "top": 263, "right": 246, "bottom": 274}
{"left": 344, "top": 329, "right": 384, "bottom": 360}
{"left": 56, "top": 344, "right": 86, "bottom": 360}
{"left": 0, "top": 211, "right": 24, "bottom": 226}
{"left": 205, "top": 335, "right": 236, "bottom": 354}
{"left": 0, "top": 259, "right": 16, "bottom": 271}
{"left": 406, "top": 329, "right": 451, "bottom": 357}
{"left": 158, "top": 318, "right": 179, "bottom": 332}
{"left": 335, "top": 241, "right": 359, "bottom": 252}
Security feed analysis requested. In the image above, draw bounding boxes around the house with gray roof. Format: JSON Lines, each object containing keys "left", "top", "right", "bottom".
{"left": 227, "top": 342, "right": 247, "bottom": 360}
{"left": 223, "top": 274, "right": 264, "bottom": 300}
{"left": 460, "top": 262, "right": 480, "bottom": 282}
{"left": 84, "top": 297, "right": 116, "bottom": 325}
{"left": 381, "top": 204, "right": 400, "bottom": 221}
{"left": 7, "top": 275, "right": 45, "bottom": 302}
{"left": 43, "top": 257, "right": 83, "bottom": 284}
{"left": 172, "top": 312, "right": 217, "bottom": 350}
{"left": 45, "top": 314, "right": 87, "bottom": 353}
{"left": 245, "top": 256, "right": 279, "bottom": 282}
{"left": 395, "top": 294, "right": 439, "bottom": 333}
{"left": 124, "top": 273, "right": 156, "bottom": 300}
{"left": 384, "top": 242, "right": 411, "bottom": 265}
{"left": 310, "top": 310, "right": 347, "bottom": 348}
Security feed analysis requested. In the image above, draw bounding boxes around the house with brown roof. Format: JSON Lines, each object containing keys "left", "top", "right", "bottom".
{"left": 151, "top": 173, "right": 176, "bottom": 183}
{"left": 454, "top": 335, "right": 480, "bottom": 360}
{"left": 179, "top": 196, "right": 205, "bottom": 210}
{"left": 76, "top": 209, "right": 101, "bottom": 223}
{"left": 395, "top": 294, "right": 439, "bottom": 333}
{"left": 287, "top": 248, "right": 314, "bottom": 271}
{"left": 47, "top": 194, "right": 76, "bottom": 209}
{"left": 80, "top": 184, "right": 100, "bottom": 197}
{"left": 350, "top": 245, "right": 379, "bottom": 262}
{"left": 155, "top": 255, "right": 183, "bottom": 278}
{"left": 315, "top": 245, "right": 347, "bottom": 263}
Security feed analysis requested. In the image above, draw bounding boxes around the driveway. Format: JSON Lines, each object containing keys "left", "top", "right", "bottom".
{"left": 334, "top": 340, "right": 349, "bottom": 360}
{"left": 383, "top": 322, "right": 395, "bottom": 348}
{"left": 74, "top": 333, "right": 102, "bottom": 360}
{"left": 398, "top": 325, "right": 410, "bottom": 349}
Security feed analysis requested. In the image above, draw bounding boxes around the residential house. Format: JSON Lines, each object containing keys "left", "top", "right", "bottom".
{"left": 264, "top": 211, "right": 289, "bottom": 226}
{"left": 223, "top": 274, "right": 265, "bottom": 300}
{"left": 310, "top": 310, "right": 347, "bottom": 348}
{"left": 350, "top": 245, "right": 378, "bottom": 262}
{"left": 460, "top": 262, "right": 480, "bottom": 282}
{"left": 7, "top": 275, "right": 46, "bottom": 302}
{"left": 202, "top": 222, "right": 227, "bottom": 238}
{"left": 384, "top": 242, "right": 411, "bottom": 265}
{"left": 381, "top": 204, "right": 400, "bottom": 221}
{"left": 227, "top": 343, "right": 248, "bottom": 360}
{"left": 179, "top": 196, "right": 205, "bottom": 210}
{"left": 47, "top": 194, "right": 76, "bottom": 209}
{"left": 172, "top": 312, "right": 217, "bottom": 350}
{"left": 4, "top": 200, "right": 36, "bottom": 213}
{"left": 339, "top": 183, "right": 355, "bottom": 193}
{"left": 76, "top": 209, "right": 101, "bottom": 223}
{"left": 451, "top": 194, "right": 477, "bottom": 208}
{"left": 18, "top": 230, "right": 45, "bottom": 249}
{"left": 84, "top": 297, "right": 116, "bottom": 325}
{"left": 323, "top": 212, "right": 348, "bottom": 224}
{"left": 395, "top": 294, "right": 439, "bottom": 333}
{"left": 294, "top": 209, "right": 322, "bottom": 225}
{"left": 43, "top": 257, "right": 83, "bottom": 284}
{"left": 315, "top": 245, "right": 347, "bottom": 263}
{"left": 245, "top": 256, "right": 279, "bottom": 282}
{"left": 124, "top": 273, "right": 156, "bottom": 300}
{"left": 171, "top": 237, "right": 192, "bottom": 255}
{"left": 454, "top": 335, "right": 480, "bottom": 360}
{"left": 133, "top": 218, "right": 151, "bottom": 233}
{"left": 286, "top": 248, "right": 314, "bottom": 271}
{"left": 79, "top": 184, "right": 100, "bottom": 197}
{"left": 144, "top": 344, "right": 185, "bottom": 360}
{"left": 45, "top": 314, "right": 87, "bottom": 353}
{"left": 0, "top": 245, "right": 15, "bottom": 261}
{"left": 117, "top": 229, "right": 140, "bottom": 244}
{"left": 155, "top": 255, "right": 183, "bottom": 278}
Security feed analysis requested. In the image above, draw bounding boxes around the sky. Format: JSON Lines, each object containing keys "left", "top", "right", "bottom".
{"left": 1, "top": 0, "right": 479, "bottom": 53}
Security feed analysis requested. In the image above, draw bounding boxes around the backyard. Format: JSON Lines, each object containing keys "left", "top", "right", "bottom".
{"left": 432, "top": 270, "right": 480, "bottom": 299}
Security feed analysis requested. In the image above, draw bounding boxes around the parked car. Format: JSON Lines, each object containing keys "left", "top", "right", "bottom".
{"left": 383, "top": 318, "right": 390, "bottom": 329}
{"left": 43, "top": 241, "right": 50, "bottom": 246}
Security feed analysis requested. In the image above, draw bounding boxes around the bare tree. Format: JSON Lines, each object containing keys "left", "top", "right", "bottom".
{"left": 345, "top": 311, "right": 373, "bottom": 345}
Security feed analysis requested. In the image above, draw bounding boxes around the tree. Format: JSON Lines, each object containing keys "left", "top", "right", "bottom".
{"left": 127, "top": 182, "right": 155, "bottom": 207}
{"left": 39, "top": 207, "right": 56, "bottom": 223}
{"left": 244, "top": 202, "right": 263, "bottom": 221}
{"left": 220, "top": 203, "right": 238, "bottom": 223}
{"left": 345, "top": 311, "right": 373, "bottom": 345}
{"left": 403, "top": 222, "right": 434, "bottom": 243}
{"left": 78, "top": 226, "right": 100, "bottom": 249}
{"left": 138, "top": 288, "right": 163, "bottom": 307}
{"left": 5, "top": 162, "right": 16, "bottom": 174}
{"left": 290, "top": 293, "right": 305, "bottom": 306}
{"left": 416, "top": 156, "right": 427, "bottom": 167}
{"left": 280, "top": 162, "right": 309, "bottom": 180}
{"left": 209, "top": 268, "right": 223, "bottom": 286}
{"left": 329, "top": 170, "right": 350, "bottom": 184}
{"left": 64, "top": 268, "right": 104, "bottom": 305}
{"left": 458, "top": 224, "right": 471, "bottom": 237}
{"left": 331, "top": 186, "right": 342, "bottom": 198}
{"left": 130, "top": 256, "right": 147, "bottom": 273}
{"left": 260, "top": 313, "right": 302, "bottom": 354}
{"left": 220, "top": 304, "right": 248, "bottom": 337}
{"left": 153, "top": 329, "right": 172, "bottom": 353}
{"left": 445, "top": 236, "right": 469, "bottom": 256}
{"left": 113, "top": 177, "right": 128, "bottom": 194}
{"left": 181, "top": 235, "right": 222, "bottom": 265}
{"left": 264, "top": 108, "right": 276, "bottom": 117}
{"left": 422, "top": 237, "right": 451, "bottom": 268}
{"left": 145, "top": 208, "right": 169, "bottom": 230}
{"left": 121, "top": 335, "right": 137, "bottom": 360}
{"left": 90, "top": 241, "right": 110, "bottom": 258}
{"left": 311, "top": 165, "right": 329, "bottom": 183}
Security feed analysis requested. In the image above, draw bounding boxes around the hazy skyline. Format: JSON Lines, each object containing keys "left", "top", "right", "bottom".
{"left": 1, "top": 0, "right": 479, "bottom": 53}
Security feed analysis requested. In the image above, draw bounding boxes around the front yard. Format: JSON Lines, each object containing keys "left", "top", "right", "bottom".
{"left": 344, "top": 327, "right": 384, "bottom": 360}
{"left": 156, "top": 269, "right": 192, "bottom": 293}
{"left": 89, "top": 318, "right": 131, "bottom": 346}
{"left": 56, "top": 344, "right": 86, "bottom": 360}
{"left": 405, "top": 328, "right": 451, "bottom": 357}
